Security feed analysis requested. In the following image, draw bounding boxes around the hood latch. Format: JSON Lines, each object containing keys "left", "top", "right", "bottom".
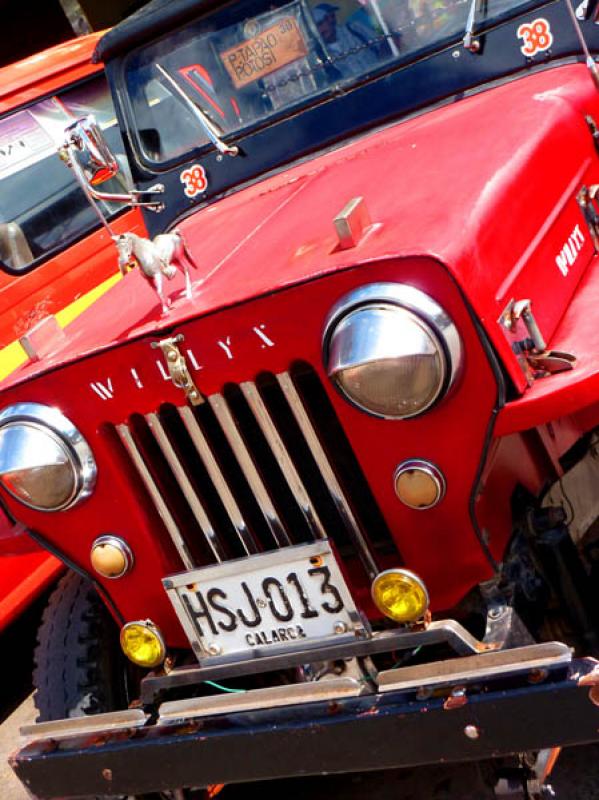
{"left": 499, "top": 299, "right": 575, "bottom": 384}
{"left": 151, "top": 334, "right": 204, "bottom": 406}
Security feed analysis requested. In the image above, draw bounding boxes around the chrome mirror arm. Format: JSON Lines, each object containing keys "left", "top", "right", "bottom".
{"left": 83, "top": 178, "right": 165, "bottom": 209}
{"left": 60, "top": 125, "right": 165, "bottom": 214}
{"left": 59, "top": 142, "right": 115, "bottom": 236}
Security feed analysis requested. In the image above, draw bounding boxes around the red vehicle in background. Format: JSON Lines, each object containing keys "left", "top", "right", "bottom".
{"left": 0, "top": 34, "right": 146, "bottom": 629}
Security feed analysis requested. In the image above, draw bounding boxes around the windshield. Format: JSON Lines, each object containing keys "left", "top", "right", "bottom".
{"left": 125, "top": 0, "right": 530, "bottom": 164}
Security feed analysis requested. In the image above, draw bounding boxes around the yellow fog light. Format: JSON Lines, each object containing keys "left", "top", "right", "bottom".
{"left": 120, "top": 620, "right": 166, "bottom": 668}
{"left": 371, "top": 569, "right": 429, "bottom": 623}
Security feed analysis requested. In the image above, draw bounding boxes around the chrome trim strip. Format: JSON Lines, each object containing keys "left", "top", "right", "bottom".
{"left": 137, "top": 619, "right": 545, "bottom": 702}
{"left": 116, "top": 424, "right": 195, "bottom": 570}
{"left": 240, "top": 381, "right": 326, "bottom": 541}
{"left": 276, "top": 372, "right": 378, "bottom": 579}
{"left": 20, "top": 709, "right": 148, "bottom": 741}
{"left": 178, "top": 406, "right": 257, "bottom": 556}
{"left": 208, "top": 393, "right": 291, "bottom": 548}
{"left": 158, "top": 677, "right": 367, "bottom": 723}
{"left": 377, "top": 642, "right": 572, "bottom": 692}
{"left": 145, "top": 413, "right": 225, "bottom": 563}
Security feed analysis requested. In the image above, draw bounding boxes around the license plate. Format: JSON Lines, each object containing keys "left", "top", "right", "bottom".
{"left": 163, "top": 541, "right": 366, "bottom": 660}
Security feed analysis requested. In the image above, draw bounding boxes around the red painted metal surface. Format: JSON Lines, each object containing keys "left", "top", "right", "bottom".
{"left": 6, "top": 64, "right": 599, "bottom": 395}
{"left": 0, "top": 258, "right": 497, "bottom": 645}
{"left": 0, "top": 213, "right": 146, "bottom": 349}
{"left": 3, "top": 63, "right": 599, "bottom": 637}
{"left": 0, "top": 510, "right": 62, "bottom": 630}
{"left": 0, "top": 33, "right": 103, "bottom": 113}
{"left": 496, "top": 250, "right": 599, "bottom": 436}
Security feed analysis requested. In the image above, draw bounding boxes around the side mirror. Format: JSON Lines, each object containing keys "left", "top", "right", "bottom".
{"left": 60, "top": 115, "right": 164, "bottom": 215}
{"left": 65, "top": 117, "right": 119, "bottom": 186}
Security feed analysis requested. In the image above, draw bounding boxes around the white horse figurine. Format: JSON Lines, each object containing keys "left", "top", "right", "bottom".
{"left": 114, "top": 230, "right": 197, "bottom": 314}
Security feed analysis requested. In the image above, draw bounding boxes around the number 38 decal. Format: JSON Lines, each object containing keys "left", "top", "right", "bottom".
{"left": 517, "top": 18, "right": 553, "bottom": 58}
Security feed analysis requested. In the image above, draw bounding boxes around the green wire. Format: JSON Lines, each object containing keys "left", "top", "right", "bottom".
{"left": 204, "top": 680, "right": 246, "bottom": 694}
{"left": 203, "top": 647, "right": 424, "bottom": 693}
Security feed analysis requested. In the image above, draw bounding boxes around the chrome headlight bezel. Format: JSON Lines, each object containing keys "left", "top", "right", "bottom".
{"left": 0, "top": 403, "right": 96, "bottom": 511}
{"left": 323, "top": 283, "right": 463, "bottom": 420}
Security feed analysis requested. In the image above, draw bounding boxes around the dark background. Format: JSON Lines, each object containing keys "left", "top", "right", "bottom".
{"left": 0, "top": 0, "right": 148, "bottom": 66}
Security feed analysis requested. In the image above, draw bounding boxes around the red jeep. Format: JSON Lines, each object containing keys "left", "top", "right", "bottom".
{"left": 6, "top": 0, "right": 599, "bottom": 797}
{"left": 0, "top": 33, "right": 147, "bottom": 631}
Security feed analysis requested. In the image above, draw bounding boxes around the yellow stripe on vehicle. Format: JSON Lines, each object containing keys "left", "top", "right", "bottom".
{"left": 0, "top": 271, "right": 123, "bottom": 383}
{"left": 54, "top": 271, "right": 122, "bottom": 327}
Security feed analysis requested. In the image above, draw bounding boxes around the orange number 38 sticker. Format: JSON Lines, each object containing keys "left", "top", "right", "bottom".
{"left": 517, "top": 18, "right": 553, "bottom": 57}
{"left": 180, "top": 164, "right": 208, "bottom": 198}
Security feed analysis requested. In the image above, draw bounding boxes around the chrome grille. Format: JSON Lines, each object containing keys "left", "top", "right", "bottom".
{"left": 116, "top": 367, "right": 398, "bottom": 581}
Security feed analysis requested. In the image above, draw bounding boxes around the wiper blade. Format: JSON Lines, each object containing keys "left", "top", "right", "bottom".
{"left": 155, "top": 63, "right": 239, "bottom": 158}
{"left": 463, "top": 0, "right": 481, "bottom": 51}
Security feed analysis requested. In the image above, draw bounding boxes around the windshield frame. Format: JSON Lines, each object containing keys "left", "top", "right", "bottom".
{"left": 118, "top": 0, "right": 548, "bottom": 172}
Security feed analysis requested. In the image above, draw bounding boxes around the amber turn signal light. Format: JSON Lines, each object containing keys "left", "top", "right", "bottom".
{"left": 90, "top": 536, "right": 133, "bottom": 579}
{"left": 371, "top": 568, "right": 429, "bottom": 623}
{"left": 394, "top": 460, "right": 445, "bottom": 510}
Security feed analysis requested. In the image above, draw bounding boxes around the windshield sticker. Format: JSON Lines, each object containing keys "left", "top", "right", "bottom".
{"left": 180, "top": 164, "right": 208, "bottom": 198}
{"left": 517, "top": 19, "right": 553, "bottom": 58}
{"left": 0, "top": 111, "right": 55, "bottom": 180}
{"left": 220, "top": 17, "right": 308, "bottom": 89}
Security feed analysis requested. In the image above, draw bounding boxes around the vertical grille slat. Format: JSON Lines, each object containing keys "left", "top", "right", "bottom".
{"left": 116, "top": 423, "right": 195, "bottom": 570}
{"left": 276, "top": 371, "right": 379, "bottom": 580}
{"left": 208, "top": 393, "right": 292, "bottom": 549}
{"left": 145, "top": 413, "right": 226, "bottom": 563}
{"left": 178, "top": 406, "right": 258, "bottom": 557}
{"left": 240, "top": 381, "right": 327, "bottom": 542}
{"left": 115, "top": 368, "right": 397, "bottom": 585}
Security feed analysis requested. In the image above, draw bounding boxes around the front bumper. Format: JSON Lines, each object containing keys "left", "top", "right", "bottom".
{"left": 11, "top": 641, "right": 599, "bottom": 799}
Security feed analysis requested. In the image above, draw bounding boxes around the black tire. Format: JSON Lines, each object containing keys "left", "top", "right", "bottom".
{"left": 33, "top": 570, "right": 129, "bottom": 721}
{"left": 32, "top": 571, "right": 200, "bottom": 800}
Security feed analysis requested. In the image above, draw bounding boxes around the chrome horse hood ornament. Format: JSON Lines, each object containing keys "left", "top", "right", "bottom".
{"left": 114, "top": 230, "right": 198, "bottom": 314}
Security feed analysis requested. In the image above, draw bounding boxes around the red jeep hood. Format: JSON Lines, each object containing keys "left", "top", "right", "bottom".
{"left": 4, "top": 64, "right": 597, "bottom": 390}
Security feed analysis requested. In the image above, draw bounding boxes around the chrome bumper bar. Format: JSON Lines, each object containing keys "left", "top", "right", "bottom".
{"left": 14, "top": 640, "right": 599, "bottom": 800}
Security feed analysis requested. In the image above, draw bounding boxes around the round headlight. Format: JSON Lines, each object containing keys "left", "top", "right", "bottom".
{"left": 324, "top": 284, "right": 462, "bottom": 419}
{"left": 0, "top": 403, "right": 96, "bottom": 511}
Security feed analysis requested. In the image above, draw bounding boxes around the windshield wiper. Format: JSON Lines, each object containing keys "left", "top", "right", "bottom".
{"left": 155, "top": 63, "right": 239, "bottom": 158}
{"left": 463, "top": 0, "right": 482, "bottom": 52}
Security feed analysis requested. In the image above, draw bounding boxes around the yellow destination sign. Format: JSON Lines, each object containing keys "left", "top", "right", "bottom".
{"left": 221, "top": 17, "right": 308, "bottom": 89}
